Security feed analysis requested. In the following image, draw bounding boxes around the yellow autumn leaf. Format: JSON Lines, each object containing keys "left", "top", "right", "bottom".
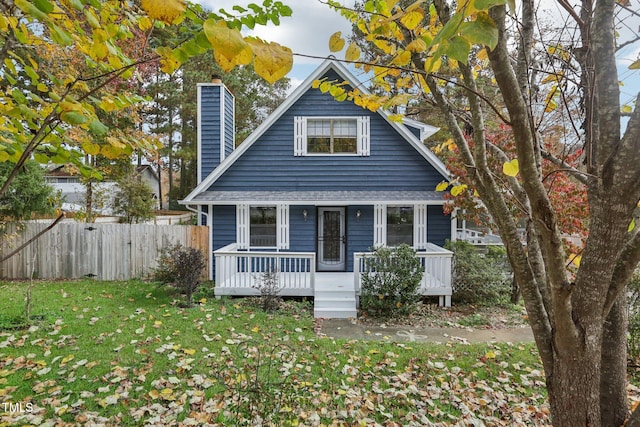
{"left": 82, "top": 141, "right": 101, "bottom": 156}
{"left": 629, "top": 58, "right": 640, "bottom": 69}
{"left": 622, "top": 104, "right": 633, "bottom": 113}
{"left": 629, "top": 218, "right": 636, "bottom": 233}
{"left": 140, "top": 0, "right": 185, "bottom": 24}
{"left": 435, "top": 181, "right": 449, "bottom": 191}
{"left": 406, "top": 38, "right": 427, "bottom": 53}
{"left": 183, "top": 348, "right": 196, "bottom": 355}
{"left": 60, "top": 354, "right": 74, "bottom": 365}
{"left": 160, "top": 388, "right": 176, "bottom": 400}
{"left": 485, "top": 350, "right": 496, "bottom": 359}
{"left": 450, "top": 183, "right": 468, "bottom": 196}
{"left": 345, "top": 42, "right": 361, "bottom": 62}
{"left": 570, "top": 254, "right": 582, "bottom": 267}
{"left": 329, "top": 31, "right": 345, "bottom": 52}
{"left": 246, "top": 39, "right": 292, "bottom": 84}
{"left": 400, "top": 8, "right": 424, "bottom": 30}
{"left": 503, "top": 159, "right": 520, "bottom": 177}
{"left": 156, "top": 46, "right": 181, "bottom": 74}
{"left": 476, "top": 48, "right": 489, "bottom": 61}
{"left": 251, "top": 326, "right": 260, "bottom": 333}
{"left": 204, "top": 19, "right": 253, "bottom": 72}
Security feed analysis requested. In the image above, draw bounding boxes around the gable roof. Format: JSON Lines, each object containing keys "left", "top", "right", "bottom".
{"left": 181, "top": 59, "right": 449, "bottom": 204}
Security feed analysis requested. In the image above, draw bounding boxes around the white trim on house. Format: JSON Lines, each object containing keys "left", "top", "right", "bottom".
{"left": 373, "top": 204, "right": 386, "bottom": 247}
{"left": 236, "top": 204, "right": 249, "bottom": 249}
{"left": 181, "top": 59, "right": 449, "bottom": 204}
{"left": 197, "top": 86, "right": 203, "bottom": 184}
{"left": 414, "top": 203, "right": 428, "bottom": 250}
{"left": 278, "top": 204, "right": 290, "bottom": 250}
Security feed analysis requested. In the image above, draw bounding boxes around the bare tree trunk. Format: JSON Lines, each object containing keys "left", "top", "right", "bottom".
{"left": 547, "top": 348, "right": 603, "bottom": 426}
{"left": 600, "top": 297, "right": 628, "bottom": 427}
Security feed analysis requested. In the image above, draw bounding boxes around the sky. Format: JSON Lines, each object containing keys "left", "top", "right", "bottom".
{"left": 196, "top": 0, "right": 357, "bottom": 88}
{"left": 194, "top": 0, "right": 640, "bottom": 105}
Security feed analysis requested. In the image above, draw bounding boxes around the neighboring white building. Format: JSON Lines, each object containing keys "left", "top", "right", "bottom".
{"left": 44, "top": 164, "right": 161, "bottom": 214}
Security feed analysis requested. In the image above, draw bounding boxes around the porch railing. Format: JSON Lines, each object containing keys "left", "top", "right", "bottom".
{"left": 214, "top": 243, "right": 316, "bottom": 295}
{"left": 354, "top": 243, "right": 453, "bottom": 297}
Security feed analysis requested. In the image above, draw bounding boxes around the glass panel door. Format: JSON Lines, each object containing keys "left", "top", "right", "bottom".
{"left": 318, "top": 207, "right": 346, "bottom": 271}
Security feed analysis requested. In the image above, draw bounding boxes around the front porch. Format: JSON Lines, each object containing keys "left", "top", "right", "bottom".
{"left": 213, "top": 243, "right": 453, "bottom": 318}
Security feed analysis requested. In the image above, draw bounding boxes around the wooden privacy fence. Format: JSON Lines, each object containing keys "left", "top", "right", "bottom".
{"left": 0, "top": 222, "right": 209, "bottom": 280}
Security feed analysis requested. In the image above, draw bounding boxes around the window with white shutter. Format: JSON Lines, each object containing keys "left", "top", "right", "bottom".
{"left": 294, "top": 116, "right": 370, "bottom": 156}
{"left": 237, "top": 204, "right": 289, "bottom": 250}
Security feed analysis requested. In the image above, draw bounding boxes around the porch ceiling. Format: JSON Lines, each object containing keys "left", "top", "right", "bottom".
{"left": 190, "top": 190, "right": 445, "bottom": 205}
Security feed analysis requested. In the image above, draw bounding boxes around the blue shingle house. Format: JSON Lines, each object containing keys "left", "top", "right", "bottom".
{"left": 181, "top": 59, "right": 454, "bottom": 317}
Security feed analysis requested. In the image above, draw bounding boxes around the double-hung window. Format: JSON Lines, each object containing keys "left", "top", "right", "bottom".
{"left": 237, "top": 204, "right": 289, "bottom": 250}
{"left": 387, "top": 206, "right": 414, "bottom": 246}
{"left": 294, "top": 116, "right": 370, "bottom": 156}
{"left": 374, "top": 204, "right": 428, "bottom": 249}
{"left": 249, "top": 206, "right": 277, "bottom": 247}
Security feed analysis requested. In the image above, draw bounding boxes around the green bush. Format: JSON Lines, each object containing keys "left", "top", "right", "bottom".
{"left": 359, "top": 244, "right": 424, "bottom": 319}
{"left": 627, "top": 270, "right": 640, "bottom": 361}
{"left": 445, "top": 240, "right": 512, "bottom": 304}
{"left": 153, "top": 243, "right": 207, "bottom": 306}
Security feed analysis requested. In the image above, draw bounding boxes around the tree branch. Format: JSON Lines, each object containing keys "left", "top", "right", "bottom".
{"left": 604, "top": 227, "right": 640, "bottom": 315}
{"left": 0, "top": 214, "right": 65, "bottom": 263}
{"left": 540, "top": 149, "right": 591, "bottom": 185}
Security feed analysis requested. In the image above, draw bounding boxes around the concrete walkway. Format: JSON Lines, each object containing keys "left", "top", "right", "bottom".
{"left": 319, "top": 318, "right": 535, "bottom": 344}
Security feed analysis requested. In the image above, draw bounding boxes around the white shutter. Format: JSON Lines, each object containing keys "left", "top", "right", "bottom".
{"left": 277, "top": 204, "right": 290, "bottom": 250}
{"left": 358, "top": 116, "right": 370, "bottom": 156}
{"left": 373, "top": 204, "right": 386, "bottom": 247}
{"left": 294, "top": 116, "right": 306, "bottom": 156}
{"left": 236, "top": 204, "right": 249, "bottom": 249}
{"left": 414, "top": 203, "right": 428, "bottom": 249}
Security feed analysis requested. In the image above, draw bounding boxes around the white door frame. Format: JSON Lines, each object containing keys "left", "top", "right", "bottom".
{"left": 317, "top": 207, "right": 346, "bottom": 271}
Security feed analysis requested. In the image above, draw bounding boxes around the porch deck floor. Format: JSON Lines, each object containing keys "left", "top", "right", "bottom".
{"left": 315, "top": 272, "right": 355, "bottom": 291}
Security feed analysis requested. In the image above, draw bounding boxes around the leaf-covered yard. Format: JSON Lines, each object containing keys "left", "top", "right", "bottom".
{"left": 0, "top": 280, "right": 591, "bottom": 426}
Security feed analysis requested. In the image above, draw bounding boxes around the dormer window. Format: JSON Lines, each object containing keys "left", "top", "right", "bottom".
{"left": 307, "top": 119, "right": 357, "bottom": 154}
{"left": 294, "top": 116, "right": 370, "bottom": 156}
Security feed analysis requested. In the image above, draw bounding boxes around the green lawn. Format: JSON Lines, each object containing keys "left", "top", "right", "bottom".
{"left": 0, "top": 280, "right": 549, "bottom": 426}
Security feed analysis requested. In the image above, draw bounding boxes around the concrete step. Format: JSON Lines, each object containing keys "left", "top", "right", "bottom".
{"left": 314, "top": 289, "right": 355, "bottom": 299}
{"left": 314, "top": 307, "right": 357, "bottom": 319}
{"left": 314, "top": 296, "right": 357, "bottom": 310}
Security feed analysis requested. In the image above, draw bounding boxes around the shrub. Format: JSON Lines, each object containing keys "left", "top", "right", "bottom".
{"left": 111, "top": 172, "right": 155, "bottom": 224}
{"left": 153, "top": 243, "right": 207, "bottom": 306}
{"left": 252, "top": 268, "right": 283, "bottom": 312}
{"left": 627, "top": 270, "right": 640, "bottom": 361}
{"left": 445, "top": 240, "right": 512, "bottom": 304}
{"left": 359, "top": 244, "right": 424, "bottom": 319}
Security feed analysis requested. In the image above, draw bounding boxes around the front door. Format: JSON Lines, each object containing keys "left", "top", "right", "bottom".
{"left": 318, "top": 207, "right": 346, "bottom": 271}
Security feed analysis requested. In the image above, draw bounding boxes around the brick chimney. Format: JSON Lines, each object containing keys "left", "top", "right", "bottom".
{"left": 197, "top": 76, "right": 235, "bottom": 184}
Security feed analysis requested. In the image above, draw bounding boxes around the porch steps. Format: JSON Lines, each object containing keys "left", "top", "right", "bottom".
{"left": 314, "top": 275, "right": 357, "bottom": 319}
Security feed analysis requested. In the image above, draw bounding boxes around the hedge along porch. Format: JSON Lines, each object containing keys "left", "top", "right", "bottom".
{"left": 181, "top": 60, "right": 455, "bottom": 317}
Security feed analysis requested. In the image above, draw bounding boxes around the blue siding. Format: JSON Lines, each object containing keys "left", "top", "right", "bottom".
{"left": 199, "top": 85, "right": 222, "bottom": 182}
{"left": 211, "top": 205, "right": 236, "bottom": 279}
{"left": 206, "top": 71, "right": 445, "bottom": 193}
{"left": 404, "top": 123, "right": 422, "bottom": 140}
{"left": 289, "top": 205, "right": 316, "bottom": 252}
{"left": 199, "top": 84, "right": 235, "bottom": 182}
{"left": 427, "top": 205, "right": 451, "bottom": 247}
{"left": 346, "top": 205, "right": 374, "bottom": 271}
